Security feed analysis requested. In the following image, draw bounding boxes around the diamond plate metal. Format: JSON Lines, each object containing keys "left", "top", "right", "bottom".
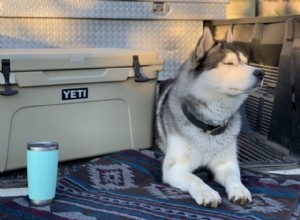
{"left": 1, "top": 18, "right": 203, "bottom": 79}
{"left": 0, "top": 0, "right": 227, "bottom": 20}
{"left": 0, "top": 0, "right": 228, "bottom": 78}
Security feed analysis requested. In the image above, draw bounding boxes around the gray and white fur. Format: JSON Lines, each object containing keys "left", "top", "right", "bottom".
{"left": 156, "top": 27, "right": 264, "bottom": 208}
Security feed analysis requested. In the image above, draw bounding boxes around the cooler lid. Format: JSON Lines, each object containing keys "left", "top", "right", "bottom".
{"left": 0, "top": 48, "right": 163, "bottom": 87}
{"left": 0, "top": 48, "right": 163, "bottom": 72}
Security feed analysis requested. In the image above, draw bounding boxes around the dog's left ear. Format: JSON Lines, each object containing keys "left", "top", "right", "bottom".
{"left": 224, "top": 25, "right": 233, "bottom": 43}
{"left": 194, "top": 27, "right": 215, "bottom": 60}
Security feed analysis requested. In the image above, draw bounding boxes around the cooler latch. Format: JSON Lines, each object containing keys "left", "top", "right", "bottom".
{"left": 133, "top": 55, "right": 149, "bottom": 82}
{"left": 0, "top": 59, "right": 18, "bottom": 96}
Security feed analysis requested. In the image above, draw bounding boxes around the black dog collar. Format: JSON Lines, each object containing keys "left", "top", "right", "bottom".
{"left": 181, "top": 102, "right": 229, "bottom": 135}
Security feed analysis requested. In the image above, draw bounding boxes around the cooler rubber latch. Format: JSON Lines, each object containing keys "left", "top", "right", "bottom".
{"left": 133, "top": 55, "right": 149, "bottom": 82}
{"left": 0, "top": 59, "right": 18, "bottom": 96}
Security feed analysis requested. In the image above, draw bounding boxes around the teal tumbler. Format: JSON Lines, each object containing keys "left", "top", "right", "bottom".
{"left": 27, "top": 141, "right": 59, "bottom": 206}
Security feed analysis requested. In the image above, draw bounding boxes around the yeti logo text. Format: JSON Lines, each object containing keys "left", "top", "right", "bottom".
{"left": 62, "top": 88, "right": 88, "bottom": 100}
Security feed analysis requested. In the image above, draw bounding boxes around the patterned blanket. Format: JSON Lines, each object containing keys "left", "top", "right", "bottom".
{"left": 0, "top": 150, "right": 299, "bottom": 220}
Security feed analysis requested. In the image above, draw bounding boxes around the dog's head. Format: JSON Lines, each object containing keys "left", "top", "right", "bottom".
{"left": 190, "top": 27, "right": 264, "bottom": 97}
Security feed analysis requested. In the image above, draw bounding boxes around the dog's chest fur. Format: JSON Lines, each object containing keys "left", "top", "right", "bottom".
{"left": 168, "top": 106, "right": 241, "bottom": 166}
{"left": 158, "top": 83, "right": 244, "bottom": 167}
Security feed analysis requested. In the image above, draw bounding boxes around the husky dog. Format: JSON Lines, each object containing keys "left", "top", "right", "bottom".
{"left": 156, "top": 27, "right": 264, "bottom": 208}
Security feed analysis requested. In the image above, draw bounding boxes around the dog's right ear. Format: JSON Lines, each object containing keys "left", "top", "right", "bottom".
{"left": 224, "top": 25, "right": 233, "bottom": 43}
{"left": 194, "top": 27, "right": 215, "bottom": 60}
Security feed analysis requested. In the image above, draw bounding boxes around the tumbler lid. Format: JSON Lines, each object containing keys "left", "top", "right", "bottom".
{"left": 27, "top": 141, "right": 59, "bottom": 151}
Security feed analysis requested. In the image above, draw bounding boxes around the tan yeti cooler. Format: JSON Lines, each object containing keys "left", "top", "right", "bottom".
{"left": 0, "top": 48, "right": 163, "bottom": 171}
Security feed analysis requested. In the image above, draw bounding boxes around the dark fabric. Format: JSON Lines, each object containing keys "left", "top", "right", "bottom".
{"left": 0, "top": 150, "right": 299, "bottom": 220}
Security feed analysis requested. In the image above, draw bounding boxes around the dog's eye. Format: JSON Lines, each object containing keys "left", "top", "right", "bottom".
{"left": 223, "top": 62, "right": 234, "bottom": 65}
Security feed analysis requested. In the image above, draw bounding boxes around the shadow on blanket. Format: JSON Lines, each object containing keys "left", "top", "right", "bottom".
{"left": 0, "top": 150, "right": 299, "bottom": 220}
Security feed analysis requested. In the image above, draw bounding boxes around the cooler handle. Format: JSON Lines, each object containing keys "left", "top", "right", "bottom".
{"left": 0, "top": 60, "right": 19, "bottom": 96}
{"left": 133, "top": 55, "right": 149, "bottom": 82}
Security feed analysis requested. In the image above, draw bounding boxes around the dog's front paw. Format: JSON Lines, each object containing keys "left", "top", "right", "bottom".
{"left": 190, "top": 184, "right": 221, "bottom": 208}
{"left": 227, "top": 185, "right": 252, "bottom": 206}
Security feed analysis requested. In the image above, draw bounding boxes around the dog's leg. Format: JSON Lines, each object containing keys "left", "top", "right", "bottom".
{"left": 210, "top": 146, "right": 252, "bottom": 206}
{"left": 163, "top": 134, "right": 221, "bottom": 208}
{"left": 163, "top": 160, "right": 222, "bottom": 208}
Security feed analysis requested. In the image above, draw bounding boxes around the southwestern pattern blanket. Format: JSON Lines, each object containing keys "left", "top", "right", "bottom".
{"left": 0, "top": 150, "right": 299, "bottom": 220}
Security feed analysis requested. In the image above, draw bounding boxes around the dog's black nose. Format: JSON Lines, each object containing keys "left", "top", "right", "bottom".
{"left": 253, "top": 69, "right": 264, "bottom": 80}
